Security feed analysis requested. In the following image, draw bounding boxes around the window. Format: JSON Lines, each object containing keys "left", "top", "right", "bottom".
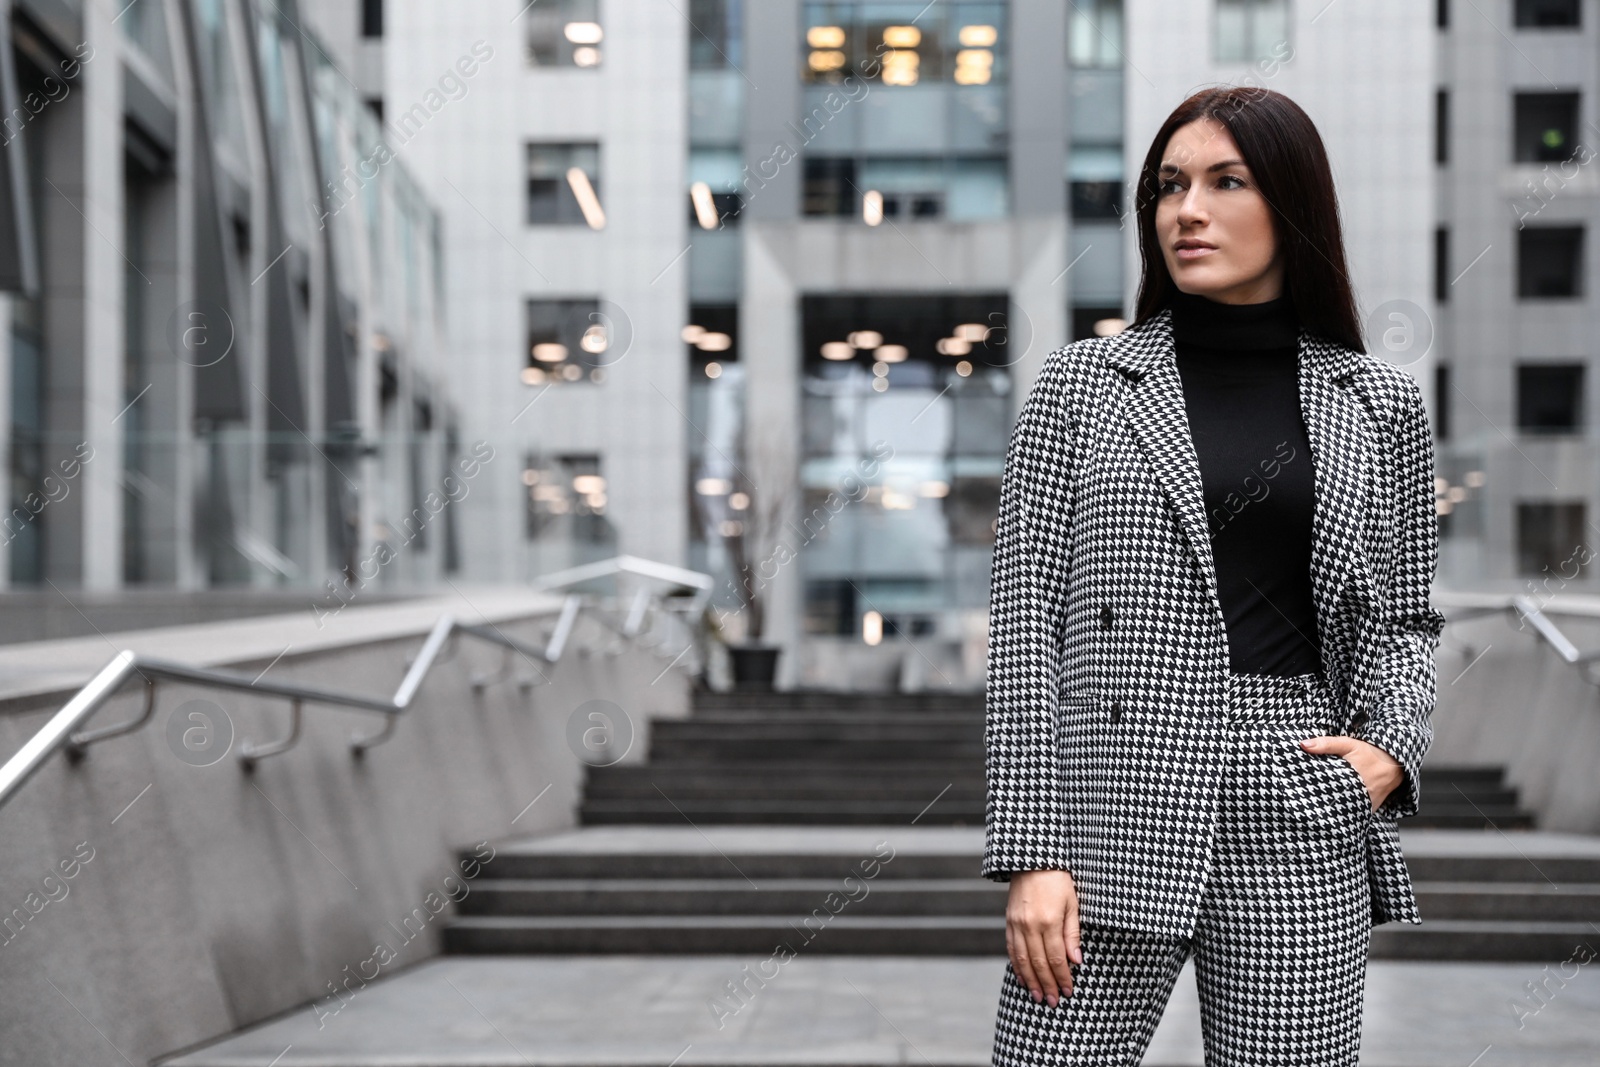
{"left": 690, "top": 0, "right": 742, "bottom": 70}
{"left": 524, "top": 299, "right": 611, "bottom": 384}
{"left": 361, "top": 0, "right": 382, "bottom": 38}
{"left": 1435, "top": 89, "right": 1449, "bottom": 165}
{"left": 801, "top": 293, "right": 1011, "bottom": 381}
{"left": 802, "top": 2, "right": 1007, "bottom": 87}
{"left": 1517, "top": 364, "right": 1584, "bottom": 433}
{"left": 688, "top": 148, "right": 743, "bottom": 228}
{"left": 1514, "top": 0, "right": 1580, "bottom": 27}
{"left": 1437, "top": 0, "right": 1448, "bottom": 28}
{"left": 1435, "top": 226, "right": 1450, "bottom": 303}
{"left": 526, "top": 143, "right": 603, "bottom": 226}
{"left": 523, "top": 453, "right": 613, "bottom": 546}
{"left": 525, "top": 0, "right": 602, "bottom": 67}
{"left": 1215, "top": 0, "right": 1290, "bottom": 64}
{"left": 1073, "top": 306, "right": 1125, "bottom": 341}
{"left": 803, "top": 156, "right": 1007, "bottom": 221}
{"left": 798, "top": 293, "right": 1013, "bottom": 642}
{"left": 1069, "top": 0, "right": 1124, "bottom": 68}
{"left": 1517, "top": 502, "right": 1588, "bottom": 579}
{"left": 684, "top": 304, "right": 739, "bottom": 369}
{"left": 1514, "top": 92, "right": 1581, "bottom": 163}
{"left": 801, "top": 4, "right": 1008, "bottom": 223}
{"left": 1518, "top": 226, "right": 1583, "bottom": 298}
{"left": 685, "top": 305, "right": 742, "bottom": 561}
{"left": 1434, "top": 363, "right": 1450, "bottom": 440}
{"left": 1069, "top": 145, "right": 1123, "bottom": 220}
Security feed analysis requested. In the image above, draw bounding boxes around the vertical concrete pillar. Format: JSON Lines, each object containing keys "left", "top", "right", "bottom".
{"left": 78, "top": 4, "right": 124, "bottom": 589}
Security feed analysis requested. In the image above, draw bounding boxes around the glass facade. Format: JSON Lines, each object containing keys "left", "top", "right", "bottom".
{"left": 797, "top": 294, "right": 1011, "bottom": 641}
{"left": 0, "top": 3, "right": 459, "bottom": 591}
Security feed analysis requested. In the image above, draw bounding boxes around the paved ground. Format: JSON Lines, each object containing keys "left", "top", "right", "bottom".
{"left": 161, "top": 952, "right": 1600, "bottom": 1066}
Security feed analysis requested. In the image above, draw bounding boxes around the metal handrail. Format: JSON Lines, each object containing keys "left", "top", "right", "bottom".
{"left": 0, "top": 600, "right": 574, "bottom": 807}
{"left": 0, "top": 576, "right": 707, "bottom": 813}
{"left": 0, "top": 553, "right": 715, "bottom": 812}
{"left": 1443, "top": 594, "right": 1600, "bottom": 687}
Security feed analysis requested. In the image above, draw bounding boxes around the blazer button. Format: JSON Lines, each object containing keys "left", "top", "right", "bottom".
{"left": 1099, "top": 605, "right": 1114, "bottom": 630}
{"left": 1109, "top": 699, "right": 1123, "bottom": 724}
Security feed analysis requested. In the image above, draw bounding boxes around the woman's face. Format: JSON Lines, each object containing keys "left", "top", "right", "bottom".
{"left": 1154, "top": 117, "right": 1285, "bottom": 305}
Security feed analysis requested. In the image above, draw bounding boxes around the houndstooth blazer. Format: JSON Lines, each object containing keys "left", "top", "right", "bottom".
{"left": 981, "top": 305, "right": 1446, "bottom": 937}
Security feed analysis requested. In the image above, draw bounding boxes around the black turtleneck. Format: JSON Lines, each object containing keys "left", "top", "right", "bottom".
{"left": 1169, "top": 287, "right": 1322, "bottom": 678}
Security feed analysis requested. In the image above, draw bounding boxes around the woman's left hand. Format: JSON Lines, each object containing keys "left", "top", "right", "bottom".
{"left": 1298, "top": 735, "right": 1403, "bottom": 810}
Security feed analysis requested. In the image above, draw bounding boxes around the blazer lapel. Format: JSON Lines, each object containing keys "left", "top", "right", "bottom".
{"left": 1105, "top": 308, "right": 1377, "bottom": 636}
{"left": 1298, "top": 332, "right": 1379, "bottom": 624}
{"left": 1111, "top": 317, "right": 1218, "bottom": 588}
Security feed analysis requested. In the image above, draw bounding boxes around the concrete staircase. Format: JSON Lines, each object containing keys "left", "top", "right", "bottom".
{"left": 443, "top": 690, "right": 1598, "bottom": 962}
{"left": 580, "top": 691, "right": 1535, "bottom": 829}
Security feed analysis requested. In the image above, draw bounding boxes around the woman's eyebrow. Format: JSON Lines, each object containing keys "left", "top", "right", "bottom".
{"left": 1158, "top": 158, "right": 1248, "bottom": 176}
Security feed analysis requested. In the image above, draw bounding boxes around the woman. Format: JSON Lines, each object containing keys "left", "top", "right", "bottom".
{"left": 982, "top": 86, "right": 1445, "bottom": 1065}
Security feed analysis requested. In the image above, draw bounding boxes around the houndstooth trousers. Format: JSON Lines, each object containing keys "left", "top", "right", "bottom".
{"left": 993, "top": 669, "right": 1373, "bottom": 1066}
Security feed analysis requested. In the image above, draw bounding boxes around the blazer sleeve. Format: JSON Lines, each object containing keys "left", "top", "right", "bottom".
{"left": 1353, "top": 373, "right": 1446, "bottom": 820}
{"left": 981, "top": 345, "right": 1078, "bottom": 882}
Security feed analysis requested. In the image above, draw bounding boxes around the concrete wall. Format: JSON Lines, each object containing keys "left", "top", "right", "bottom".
{"left": 1432, "top": 591, "right": 1600, "bottom": 834}
{"left": 0, "top": 588, "right": 690, "bottom": 1066}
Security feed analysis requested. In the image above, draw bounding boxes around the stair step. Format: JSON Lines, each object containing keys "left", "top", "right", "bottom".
{"left": 580, "top": 802, "right": 981, "bottom": 825}
{"left": 456, "top": 878, "right": 1008, "bottom": 916}
{"left": 694, "top": 692, "right": 984, "bottom": 713}
{"left": 650, "top": 742, "right": 986, "bottom": 761}
{"left": 469, "top": 851, "right": 982, "bottom": 881}
{"left": 577, "top": 805, "right": 1536, "bottom": 828}
{"left": 443, "top": 914, "right": 1007, "bottom": 955}
{"left": 1407, "top": 812, "right": 1537, "bottom": 830}
{"left": 1411, "top": 882, "right": 1600, "bottom": 921}
{"left": 1369, "top": 921, "right": 1600, "bottom": 961}
{"left": 442, "top": 914, "right": 1599, "bottom": 961}
{"left": 1407, "top": 853, "right": 1600, "bottom": 882}
{"left": 588, "top": 780, "right": 985, "bottom": 796}
{"left": 659, "top": 715, "right": 984, "bottom": 733}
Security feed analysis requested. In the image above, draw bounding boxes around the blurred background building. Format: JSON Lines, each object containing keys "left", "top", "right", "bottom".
{"left": 325, "top": 0, "right": 1454, "bottom": 687}
{"left": 1, "top": 0, "right": 457, "bottom": 616}
{"left": 1, "top": 0, "right": 1595, "bottom": 683}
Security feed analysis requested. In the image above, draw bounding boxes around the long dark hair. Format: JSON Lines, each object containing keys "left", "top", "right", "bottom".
{"left": 1130, "top": 87, "right": 1366, "bottom": 354}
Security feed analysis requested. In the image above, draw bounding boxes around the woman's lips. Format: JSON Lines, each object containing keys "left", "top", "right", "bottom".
{"left": 1175, "top": 245, "right": 1217, "bottom": 260}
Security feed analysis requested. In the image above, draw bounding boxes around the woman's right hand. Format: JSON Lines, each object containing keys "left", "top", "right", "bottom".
{"left": 1005, "top": 868, "right": 1082, "bottom": 1006}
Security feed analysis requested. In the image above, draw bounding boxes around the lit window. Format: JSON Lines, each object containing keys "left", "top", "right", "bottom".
{"left": 526, "top": 143, "right": 603, "bottom": 227}
{"left": 801, "top": 2, "right": 1007, "bottom": 87}
{"left": 525, "top": 298, "right": 610, "bottom": 384}
{"left": 525, "top": 0, "right": 602, "bottom": 67}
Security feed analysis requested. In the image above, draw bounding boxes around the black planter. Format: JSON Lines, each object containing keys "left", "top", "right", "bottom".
{"left": 729, "top": 643, "right": 781, "bottom": 691}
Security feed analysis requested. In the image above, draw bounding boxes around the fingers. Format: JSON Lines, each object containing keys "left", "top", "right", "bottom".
{"left": 1023, "top": 924, "right": 1063, "bottom": 1006}
{"left": 1040, "top": 912, "right": 1074, "bottom": 1001}
{"left": 1064, "top": 884, "right": 1083, "bottom": 966}
{"left": 1009, "top": 918, "right": 1043, "bottom": 1003}
{"left": 1005, "top": 871, "right": 1080, "bottom": 1007}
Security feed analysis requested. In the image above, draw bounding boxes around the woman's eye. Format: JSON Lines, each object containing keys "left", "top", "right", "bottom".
{"left": 1160, "top": 174, "right": 1246, "bottom": 194}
